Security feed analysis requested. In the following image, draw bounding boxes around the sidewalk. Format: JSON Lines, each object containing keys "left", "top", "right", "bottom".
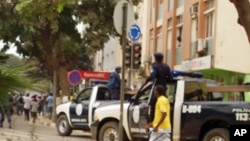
{"left": 30, "top": 115, "right": 56, "bottom": 128}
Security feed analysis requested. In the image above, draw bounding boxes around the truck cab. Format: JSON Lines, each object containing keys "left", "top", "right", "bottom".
{"left": 56, "top": 85, "right": 113, "bottom": 136}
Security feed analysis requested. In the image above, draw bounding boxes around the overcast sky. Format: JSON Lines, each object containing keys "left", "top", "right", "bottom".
{"left": 0, "top": 23, "right": 84, "bottom": 58}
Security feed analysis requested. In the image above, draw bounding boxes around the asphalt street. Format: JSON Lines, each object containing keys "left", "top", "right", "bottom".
{"left": 0, "top": 115, "right": 94, "bottom": 141}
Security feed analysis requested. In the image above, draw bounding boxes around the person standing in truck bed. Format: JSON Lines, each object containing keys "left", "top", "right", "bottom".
{"left": 144, "top": 52, "right": 173, "bottom": 122}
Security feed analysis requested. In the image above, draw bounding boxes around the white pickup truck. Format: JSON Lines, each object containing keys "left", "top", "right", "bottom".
{"left": 56, "top": 85, "right": 129, "bottom": 136}
{"left": 90, "top": 71, "right": 250, "bottom": 141}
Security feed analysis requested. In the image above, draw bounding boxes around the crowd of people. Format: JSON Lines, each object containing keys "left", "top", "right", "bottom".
{"left": 0, "top": 92, "right": 54, "bottom": 128}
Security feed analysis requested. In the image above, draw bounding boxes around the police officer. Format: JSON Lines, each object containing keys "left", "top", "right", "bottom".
{"left": 107, "top": 66, "right": 121, "bottom": 100}
{"left": 144, "top": 52, "right": 173, "bottom": 122}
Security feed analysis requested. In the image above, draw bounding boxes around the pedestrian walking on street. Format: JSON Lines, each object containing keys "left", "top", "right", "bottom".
{"left": 0, "top": 94, "right": 14, "bottom": 128}
{"left": 46, "top": 93, "right": 54, "bottom": 119}
{"left": 148, "top": 85, "right": 172, "bottom": 141}
{"left": 37, "top": 96, "right": 43, "bottom": 116}
{"left": 30, "top": 95, "right": 39, "bottom": 123}
{"left": 107, "top": 66, "right": 121, "bottom": 100}
{"left": 144, "top": 52, "right": 173, "bottom": 123}
{"left": 23, "top": 93, "right": 31, "bottom": 121}
{"left": 17, "top": 94, "right": 24, "bottom": 116}
{"left": 41, "top": 95, "right": 48, "bottom": 117}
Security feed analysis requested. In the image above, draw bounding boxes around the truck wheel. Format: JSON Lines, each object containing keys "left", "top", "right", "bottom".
{"left": 56, "top": 114, "right": 72, "bottom": 136}
{"left": 203, "top": 128, "right": 229, "bottom": 141}
{"left": 99, "top": 121, "right": 128, "bottom": 141}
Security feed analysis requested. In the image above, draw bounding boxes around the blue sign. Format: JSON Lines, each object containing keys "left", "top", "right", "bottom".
{"left": 128, "top": 24, "right": 141, "bottom": 41}
{"left": 68, "top": 70, "right": 82, "bottom": 85}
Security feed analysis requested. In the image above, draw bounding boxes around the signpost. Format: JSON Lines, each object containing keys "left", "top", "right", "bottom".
{"left": 113, "top": 0, "right": 134, "bottom": 140}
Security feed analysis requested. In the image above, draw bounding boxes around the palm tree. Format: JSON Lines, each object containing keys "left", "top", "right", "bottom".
{"left": 0, "top": 64, "right": 47, "bottom": 105}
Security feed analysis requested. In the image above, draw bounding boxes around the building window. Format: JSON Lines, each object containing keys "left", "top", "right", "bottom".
{"left": 156, "top": 27, "right": 162, "bottom": 52}
{"left": 177, "top": 14, "right": 183, "bottom": 25}
{"left": 158, "top": 0, "right": 163, "bottom": 20}
{"left": 168, "top": 0, "right": 174, "bottom": 11}
{"left": 205, "top": 0, "right": 215, "bottom": 38}
{"left": 167, "top": 18, "right": 173, "bottom": 29}
{"left": 149, "top": 36, "right": 154, "bottom": 55}
{"left": 178, "top": 0, "right": 184, "bottom": 7}
{"left": 176, "top": 26, "right": 182, "bottom": 47}
{"left": 176, "top": 15, "right": 183, "bottom": 48}
{"left": 206, "top": 0, "right": 215, "bottom": 10}
{"left": 167, "top": 30, "right": 172, "bottom": 65}
{"left": 206, "top": 13, "right": 213, "bottom": 37}
{"left": 191, "top": 18, "right": 198, "bottom": 42}
{"left": 150, "top": 0, "right": 155, "bottom": 23}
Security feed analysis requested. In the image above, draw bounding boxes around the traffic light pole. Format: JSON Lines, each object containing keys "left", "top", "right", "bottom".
{"left": 129, "top": 41, "right": 134, "bottom": 89}
{"left": 119, "top": 2, "right": 127, "bottom": 141}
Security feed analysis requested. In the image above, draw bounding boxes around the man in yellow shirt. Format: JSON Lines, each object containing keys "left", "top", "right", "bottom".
{"left": 149, "top": 85, "right": 171, "bottom": 141}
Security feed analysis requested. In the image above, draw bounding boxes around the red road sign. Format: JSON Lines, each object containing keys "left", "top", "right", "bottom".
{"left": 80, "top": 71, "right": 110, "bottom": 80}
{"left": 67, "top": 70, "right": 82, "bottom": 85}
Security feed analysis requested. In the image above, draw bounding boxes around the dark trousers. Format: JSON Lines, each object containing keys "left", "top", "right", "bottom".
{"left": 17, "top": 104, "right": 24, "bottom": 115}
{"left": 0, "top": 107, "right": 12, "bottom": 127}
{"left": 149, "top": 96, "right": 157, "bottom": 123}
{"left": 109, "top": 89, "right": 120, "bottom": 100}
{"left": 24, "top": 108, "right": 30, "bottom": 121}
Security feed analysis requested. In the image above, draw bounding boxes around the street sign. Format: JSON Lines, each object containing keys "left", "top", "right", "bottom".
{"left": 80, "top": 71, "right": 110, "bottom": 80}
{"left": 113, "top": 0, "right": 135, "bottom": 35}
{"left": 128, "top": 24, "right": 141, "bottom": 41}
{"left": 67, "top": 70, "right": 82, "bottom": 85}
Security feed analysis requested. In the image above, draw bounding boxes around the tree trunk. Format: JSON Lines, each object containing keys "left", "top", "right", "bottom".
{"left": 57, "top": 65, "right": 71, "bottom": 96}
{"left": 230, "top": 0, "right": 250, "bottom": 43}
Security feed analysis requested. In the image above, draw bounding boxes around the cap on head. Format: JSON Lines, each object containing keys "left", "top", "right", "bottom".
{"left": 115, "top": 66, "right": 121, "bottom": 70}
{"left": 154, "top": 52, "right": 164, "bottom": 60}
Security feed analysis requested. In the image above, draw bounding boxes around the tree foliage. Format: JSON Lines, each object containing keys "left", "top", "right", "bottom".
{"left": 0, "top": 0, "right": 141, "bottom": 96}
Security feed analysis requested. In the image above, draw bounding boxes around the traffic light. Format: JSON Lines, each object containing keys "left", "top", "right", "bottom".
{"left": 125, "top": 45, "right": 131, "bottom": 67}
{"left": 132, "top": 43, "right": 141, "bottom": 69}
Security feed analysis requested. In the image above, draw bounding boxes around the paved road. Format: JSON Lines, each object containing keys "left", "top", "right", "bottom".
{"left": 0, "top": 115, "right": 94, "bottom": 141}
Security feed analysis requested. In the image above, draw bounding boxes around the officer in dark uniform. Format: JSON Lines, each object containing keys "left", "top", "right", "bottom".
{"left": 144, "top": 52, "right": 173, "bottom": 123}
{"left": 107, "top": 66, "right": 121, "bottom": 100}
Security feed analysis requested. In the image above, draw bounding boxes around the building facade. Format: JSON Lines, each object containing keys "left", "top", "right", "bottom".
{"left": 143, "top": 0, "right": 250, "bottom": 88}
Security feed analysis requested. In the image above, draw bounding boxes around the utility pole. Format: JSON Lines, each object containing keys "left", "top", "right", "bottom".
{"left": 119, "top": 2, "right": 128, "bottom": 141}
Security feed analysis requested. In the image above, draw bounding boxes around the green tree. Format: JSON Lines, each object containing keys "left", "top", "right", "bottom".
{"left": 0, "top": 0, "right": 140, "bottom": 96}
{"left": 0, "top": 64, "right": 46, "bottom": 104}
{"left": 5, "top": 54, "right": 24, "bottom": 68}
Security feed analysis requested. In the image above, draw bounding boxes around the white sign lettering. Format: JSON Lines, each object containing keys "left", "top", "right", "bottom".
{"left": 131, "top": 128, "right": 147, "bottom": 133}
{"left": 71, "top": 118, "right": 87, "bottom": 122}
{"left": 182, "top": 105, "right": 201, "bottom": 114}
{"left": 234, "top": 129, "right": 247, "bottom": 136}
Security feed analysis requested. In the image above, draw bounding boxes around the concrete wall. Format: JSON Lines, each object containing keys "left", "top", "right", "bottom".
{"left": 214, "top": 0, "right": 250, "bottom": 73}
{"left": 93, "top": 37, "right": 122, "bottom": 72}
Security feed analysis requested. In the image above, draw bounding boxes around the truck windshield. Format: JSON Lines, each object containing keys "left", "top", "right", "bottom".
{"left": 76, "top": 88, "right": 92, "bottom": 101}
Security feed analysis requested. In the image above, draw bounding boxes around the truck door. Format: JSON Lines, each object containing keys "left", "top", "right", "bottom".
{"left": 128, "top": 82, "right": 154, "bottom": 139}
{"left": 69, "top": 88, "right": 92, "bottom": 129}
{"left": 89, "top": 86, "right": 110, "bottom": 125}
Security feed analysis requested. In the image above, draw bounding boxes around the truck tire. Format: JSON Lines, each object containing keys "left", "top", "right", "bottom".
{"left": 203, "top": 128, "right": 229, "bottom": 141}
{"left": 98, "top": 121, "right": 128, "bottom": 141}
{"left": 56, "top": 114, "right": 72, "bottom": 136}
